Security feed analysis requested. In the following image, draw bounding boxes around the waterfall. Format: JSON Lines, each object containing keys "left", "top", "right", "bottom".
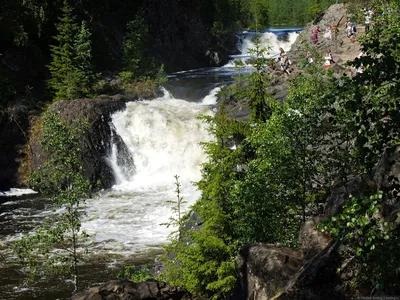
{"left": 81, "top": 88, "right": 214, "bottom": 255}
{"left": 224, "top": 30, "right": 300, "bottom": 67}
{"left": 240, "top": 31, "right": 300, "bottom": 56}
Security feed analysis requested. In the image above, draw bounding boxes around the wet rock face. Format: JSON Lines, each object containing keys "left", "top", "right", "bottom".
{"left": 72, "top": 279, "right": 199, "bottom": 300}
{"left": 29, "top": 96, "right": 131, "bottom": 189}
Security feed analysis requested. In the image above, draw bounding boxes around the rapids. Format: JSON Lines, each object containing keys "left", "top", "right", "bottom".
{"left": 0, "top": 28, "right": 300, "bottom": 299}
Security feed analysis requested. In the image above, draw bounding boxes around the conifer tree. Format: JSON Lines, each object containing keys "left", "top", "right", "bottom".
{"left": 73, "top": 20, "right": 97, "bottom": 96}
{"left": 48, "top": 3, "right": 95, "bottom": 101}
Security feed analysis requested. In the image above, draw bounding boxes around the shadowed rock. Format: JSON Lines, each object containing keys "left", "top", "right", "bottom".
{"left": 72, "top": 279, "right": 199, "bottom": 300}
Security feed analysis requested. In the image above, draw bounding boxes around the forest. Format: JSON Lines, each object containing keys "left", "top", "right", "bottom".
{"left": 0, "top": 0, "right": 337, "bottom": 111}
{"left": 2, "top": 0, "right": 400, "bottom": 299}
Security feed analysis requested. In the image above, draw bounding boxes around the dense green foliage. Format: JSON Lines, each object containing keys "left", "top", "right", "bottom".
{"left": 13, "top": 111, "right": 92, "bottom": 293}
{"left": 320, "top": 191, "right": 400, "bottom": 291}
{"left": 268, "top": 0, "right": 339, "bottom": 25}
{"left": 163, "top": 1, "right": 400, "bottom": 297}
{"left": 117, "top": 264, "right": 154, "bottom": 283}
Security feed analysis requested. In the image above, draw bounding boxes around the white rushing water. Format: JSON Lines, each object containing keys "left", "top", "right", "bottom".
{"left": 241, "top": 31, "right": 299, "bottom": 56}
{"left": 81, "top": 88, "right": 216, "bottom": 256}
{"left": 0, "top": 189, "right": 37, "bottom": 197}
{"left": 224, "top": 31, "right": 299, "bottom": 67}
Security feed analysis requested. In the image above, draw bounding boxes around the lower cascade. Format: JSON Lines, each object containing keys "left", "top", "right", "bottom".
{"left": 81, "top": 88, "right": 215, "bottom": 255}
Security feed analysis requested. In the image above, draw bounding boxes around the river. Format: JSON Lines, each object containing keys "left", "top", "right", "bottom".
{"left": 0, "top": 28, "right": 300, "bottom": 300}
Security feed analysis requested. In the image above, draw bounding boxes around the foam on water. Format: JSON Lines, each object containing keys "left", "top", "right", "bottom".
{"left": 0, "top": 189, "right": 37, "bottom": 197}
{"left": 201, "top": 87, "right": 220, "bottom": 105}
{"left": 81, "top": 88, "right": 215, "bottom": 256}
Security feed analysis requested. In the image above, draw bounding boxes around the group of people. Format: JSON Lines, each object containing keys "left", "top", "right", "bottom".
{"left": 322, "top": 24, "right": 339, "bottom": 41}
{"left": 277, "top": 47, "right": 292, "bottom": 75}
{"left": 345, "top": 19, "right": 357, "bottom": 39}
{"left": 303, "top": 49, "right": 335, "bottom": 70}
{"left": 265, "top": 47, "right": 292, "bottom": 75}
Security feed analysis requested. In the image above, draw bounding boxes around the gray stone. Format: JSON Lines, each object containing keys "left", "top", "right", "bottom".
{"left": 72, "top": 279, "right": 195, "bottom": 300}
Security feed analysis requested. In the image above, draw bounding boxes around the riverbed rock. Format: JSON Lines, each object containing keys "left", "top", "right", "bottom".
{"left": 72, "top": 279, "right": 199, "bottom": 300}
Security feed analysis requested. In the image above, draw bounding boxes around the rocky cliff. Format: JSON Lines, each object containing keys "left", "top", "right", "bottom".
{"left": 27, "top": 95, "right": 136, "bottom": 189}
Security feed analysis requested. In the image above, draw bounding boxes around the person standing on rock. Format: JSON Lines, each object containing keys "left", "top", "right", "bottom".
{"left": 324, "top": 26, "right": 332, "bottom": 40}
{"left": 323, "top": 52, "right": 332, "bottom": 70}
{"left": 281, "top": 54, "right": 291, "bottom": 75}
{"left": 364, "top": 8, "right": 373, "bottom": 31}
{"left": 312, "top": 26, "right": 320, "bottom": 45}
{"left": 331, "top": 24, "right": 339, "bottom": 41}
{"left": 279, "top": 47, "right": 285, "bottom": 58}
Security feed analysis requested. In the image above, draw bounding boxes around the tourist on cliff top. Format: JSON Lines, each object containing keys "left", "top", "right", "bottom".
{"left": 346, "top": 22, "right": 354, "bottom": 38}
{"left": 328, "top": 51, "right": 335, "bottom": 64}
{"left": 364, "top": 8, "right": 374, "bottom": 31}
{"left": 331, "top": 23, "right": 339, "bottom": 41}
{"left": 324, "top": 26, "right": 332, "bottom": 40}
{"left": 279, "top": 47, "right": 285, "bottom": 57}
{"left": 280, "top": 54, "right": 291, "bottom": 75}
{"left": 323, "top": 52, "right": 332, "bottom": 69}
{"left": 303, "top": 51, "right": 313, "bottom": 67}
{"left": 312, "top": 26, "right": 320, "bottom": 44}
{"left": 306, "top": 51, "right": 313, "bottom": 63}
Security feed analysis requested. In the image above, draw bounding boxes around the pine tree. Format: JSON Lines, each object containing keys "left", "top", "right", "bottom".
{"left": 121, "top": 9, "right": 151, "bottom": 77}
{"left": 73, "top": 20, "right": 97, "bottom": 96}
{"left": 48, "top": 3, "right": 95, "bottom": 101}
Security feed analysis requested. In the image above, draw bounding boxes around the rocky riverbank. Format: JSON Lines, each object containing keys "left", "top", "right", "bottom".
{"left": 219, "top": 3, "right": 364, "bottom": 121}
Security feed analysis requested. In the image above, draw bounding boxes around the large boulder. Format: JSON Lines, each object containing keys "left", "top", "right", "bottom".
{"left": 290, "top": 3, "right": 362, "bottom": 75}
{"left": 72, "top": 279, "right": 198, "bottom": 300}
{"left": 276, "top": 242, "right": 348, "bottom": 300}
{"left": 298, "top": 218, "right": 332, "bottom": 261}
{"left": 232, "top": 244, "right": 304, "bottom": 300}
{"left": 28, "top": 95, "right": 134, "bottom": 189}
